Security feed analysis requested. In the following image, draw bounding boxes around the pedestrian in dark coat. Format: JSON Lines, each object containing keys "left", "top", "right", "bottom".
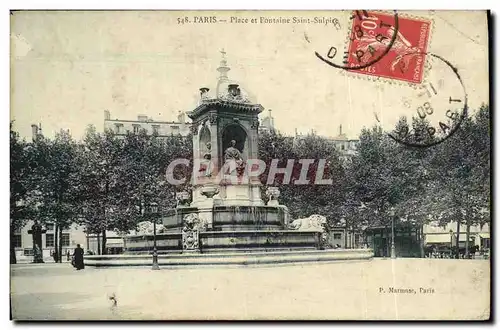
{"left": 73, "top": 244, "right": 85, "bottom": 270}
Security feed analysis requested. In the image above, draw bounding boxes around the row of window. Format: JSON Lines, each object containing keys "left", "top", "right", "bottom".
{"left": 12, "top": 233, "right": 70, "bottom": 248}
{"left": 23, "top": 248, "right": 74, "bottom": 256}
{"left": 334, "top": 143, "right": 358, "bottom": 151}
{"left": 16, "top": 223, "right": 56, "bottom": 233}
{"left": 482, "top": 238, "right": 490, "bottom": 249}
{"left": 329, "top": 233, "right": 361, "bottom": 241}
{"left": 16, "top": 223, "right": 56, "bottom": 232}
{"left": 332, "top": 233, "right": 342, "bottom": 240}
{"left": 114, "top": 123, "right": 181, "bottom": 134}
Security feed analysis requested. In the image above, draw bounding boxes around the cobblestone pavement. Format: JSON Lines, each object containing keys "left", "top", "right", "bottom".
{"left": 10, "top": 258, "right": 490, "bottom": 320}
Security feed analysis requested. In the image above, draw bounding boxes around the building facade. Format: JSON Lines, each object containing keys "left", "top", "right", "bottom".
{"left": 258, "top": 109, "right": 276, "bottom": 134}
{"left": 13, "top": 220, "right": 88, "bottom": 262}
{"left": 424, "top": 221, "right": 490, "bottom": 253}
{"left": 364, "top": 220, "right": 490, "bottom": 258}
{"left": 103, "top": 110, "right": 191, "bottom": 137}
{"left": 13, "top": 219, "right": 129, "bottom": 262}
{"left": 328, "top": 227, "right": 364, "bottom": 249}
{"left": 330, "top": 125, "right": 358, "bottom": 162}
{"left": 103, "top": 109, "right": 274, "bottom": 138}
{"left": 293, "top": 124, "right": 359, "bottom": 162}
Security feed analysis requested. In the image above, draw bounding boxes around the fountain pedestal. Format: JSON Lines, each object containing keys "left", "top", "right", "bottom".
{"left": 196, "top": 185, "right": 219, "bottom": 229}
{"left": 220, "top": 184, "right": 264, "bottom": 207}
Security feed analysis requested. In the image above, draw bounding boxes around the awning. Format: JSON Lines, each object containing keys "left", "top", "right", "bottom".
{"left": 480, "top": 233, "right": 490, "bottom": 239}
{"left": 425, "top": 234, "right": 452, "bottom": 244}
{"left": 106, "top": 241, "right": 124, "bottom": 248}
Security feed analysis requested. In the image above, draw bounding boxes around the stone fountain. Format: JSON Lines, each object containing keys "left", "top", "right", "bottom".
{"left": 125, "top": 74, "right": 323, "bottom": 254}
{"left": 84, "top": 52, "right": 373, "bottom": 267}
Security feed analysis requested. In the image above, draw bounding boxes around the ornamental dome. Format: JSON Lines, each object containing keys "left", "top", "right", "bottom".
{"left": 198, "top": 50, "right": 258, "bottom": 105}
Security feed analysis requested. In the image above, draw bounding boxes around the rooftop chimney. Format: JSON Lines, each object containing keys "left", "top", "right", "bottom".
{"left": 177, "top": 111, "right": 185, "bottom": 124}
{"left": 104, "top": 110, "right": 111, "bottom": 120}
{"left": 137, "top": 115, "right": 148, "bottom": 122}
{"left": 268, "top": 109, "right": 274, "bottom": 128}
{"left": 31, "top": 124, "right": 39, "bottom": 141}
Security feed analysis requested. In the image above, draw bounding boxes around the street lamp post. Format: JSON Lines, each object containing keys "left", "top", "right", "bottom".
{"left": 390, "top": 208, "right": 396, "bottom": 259}
{"left": 150, "top": 202, "right": 160, "bottom": 270}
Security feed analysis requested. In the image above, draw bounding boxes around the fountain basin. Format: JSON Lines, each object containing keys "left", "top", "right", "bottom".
{"left": 199, "top": 230, "right": 321, "bottom": 252}
{"left": 123, "top": 230, "right": 322, "bottom": 254}
{"left": 162, "top": 205, "right": 289, "bottom": 232}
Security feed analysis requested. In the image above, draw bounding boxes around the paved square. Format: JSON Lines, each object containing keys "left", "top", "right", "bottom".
{"left": 10, "top": 259, "right": 490, "bottom": 320}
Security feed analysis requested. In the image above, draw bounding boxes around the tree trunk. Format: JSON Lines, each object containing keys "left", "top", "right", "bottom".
{"left": 58, "top": 226, "right": 63, "bottom": 263}
{"left": 343, "top": 219, "right": 348, "bottom": 248}
{"left": 10, "top": 228, "right": 17, "bottom": 264}
{"left": 54, "top": 224, "right": 59, "bottom": 262}
{"left": 122, "top": 233, "right": 127, "bottom": 251}
{"left": 97, "top": 232, "right": 101, "bottom": 255}
{"left": 104, "top": 182, "right": 109, "bottom": 256}
{"left": 419, "top": 225, "right": 425, "bottom": 258}
{"left": 456, "top": 220, "right": 461, "bottom": 259}
{"left": 465, "top": 218, "right": 471, "bottom": 259}
{"left": 102, "top": 229, "right": 107, "bottom": 255}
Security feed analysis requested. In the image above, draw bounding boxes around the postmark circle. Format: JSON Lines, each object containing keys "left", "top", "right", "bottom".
{"left": 314, "top": 10, "right": 399, "bottom": 70}
{"left": 387, "top": 53, "right": 468, "bottom": 148}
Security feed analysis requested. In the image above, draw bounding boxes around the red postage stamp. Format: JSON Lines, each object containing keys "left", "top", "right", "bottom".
{"left": 345, "top": 11, "right": 431, "bottom": 84}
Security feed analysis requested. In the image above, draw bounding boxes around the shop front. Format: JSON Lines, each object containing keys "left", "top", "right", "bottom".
{"left": 365, "top": 225, "right": 423, "bottom": 258}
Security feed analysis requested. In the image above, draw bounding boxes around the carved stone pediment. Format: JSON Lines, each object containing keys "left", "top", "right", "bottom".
{"left": 191, "top": 124, "right": 199, "bottom": 135}
{"left": 209, "top": 113, "right": 218, "bottom": 124}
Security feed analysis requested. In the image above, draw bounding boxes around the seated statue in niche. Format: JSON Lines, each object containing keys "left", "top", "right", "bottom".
{"left": 224, "top": 140, "right": 245, "bottom": 176}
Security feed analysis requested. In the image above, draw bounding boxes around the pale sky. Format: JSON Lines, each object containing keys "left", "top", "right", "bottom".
{"left": 10, "top": 10, "right": 489, "bottom": 140}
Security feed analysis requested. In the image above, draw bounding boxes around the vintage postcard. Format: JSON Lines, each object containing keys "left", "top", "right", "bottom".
{"left": 10, "top": 10, "right": 490, "bottom": 320}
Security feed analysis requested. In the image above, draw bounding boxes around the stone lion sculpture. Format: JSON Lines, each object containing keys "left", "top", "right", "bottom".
{"left": 183, "top": 213, "right": 208, "bottom": 232}
{"left": 289, "top": 214, "right": 330, "bottom": 249}
{"left": 289, "top": 214, "right": 327, "bottom": 231}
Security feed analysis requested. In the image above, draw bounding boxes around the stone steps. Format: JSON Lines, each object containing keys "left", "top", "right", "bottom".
{"left": 84, "top": 249, "right": 374, "bottom": 267}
